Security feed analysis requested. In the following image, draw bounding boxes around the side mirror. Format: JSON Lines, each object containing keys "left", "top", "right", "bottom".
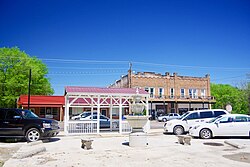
{"left": 14, "top": 116, "right": 22, "bottom": 119}
{"left": 215, "top": 122, "right": 219, "bottom": 127}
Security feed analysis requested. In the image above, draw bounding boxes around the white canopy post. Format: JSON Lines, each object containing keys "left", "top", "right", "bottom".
{"left": 119, "top": 96, "right": 122, "bottom": 133}
{"left": 97, "top": 95, "right": 100, "bottom": 133}
{"left": 64, "top": 95, "right": 69, "bottom": 134}
{"left": 110, "top": 96, "right": 113, "bottom": 131}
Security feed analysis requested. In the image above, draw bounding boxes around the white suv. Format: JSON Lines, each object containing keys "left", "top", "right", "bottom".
{"left": 163, "top": 109, "right": 229, "bottom": 135}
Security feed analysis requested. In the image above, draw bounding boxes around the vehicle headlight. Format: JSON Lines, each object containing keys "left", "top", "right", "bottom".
{"left": 43, "top": 123, "right": 51, "bottom": 128}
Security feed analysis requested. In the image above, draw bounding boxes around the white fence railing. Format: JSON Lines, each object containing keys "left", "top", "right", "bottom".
{"left": 67, "top": 120, "right": 131, "bottom": 134}
{"left": 67, "top": 121, "right": 97, "bottom": 134}
{"left": 121, "top": 121, "right": 132, "bottom": 133}
{"left": 66, "top": 120, "right": 149, "bottom": 134}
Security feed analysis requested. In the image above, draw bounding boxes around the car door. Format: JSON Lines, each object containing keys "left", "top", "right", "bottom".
{"left": 100, "top": 115, "right": 110, "bottom": 128}
{"left": 184, "top": 112, "right": 199, "bottom": 130}
{"left": 2, "top": 109, "right": 24, "bottom": 136}
{"left": 233, "top": 116, "right": 249, "bottom": 136}
{"left": 213, "top": 116, "right": 234, "bottom": 136}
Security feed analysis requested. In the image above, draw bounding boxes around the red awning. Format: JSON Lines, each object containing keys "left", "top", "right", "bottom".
{"left": 18, "top": 95, "right": 65, "bottom": 106}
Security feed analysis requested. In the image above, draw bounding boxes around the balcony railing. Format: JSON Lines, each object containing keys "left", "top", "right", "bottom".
{"left": 149, "top": 95, "right": 216, "bottom": 101}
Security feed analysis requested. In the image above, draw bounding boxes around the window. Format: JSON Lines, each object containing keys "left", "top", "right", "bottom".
{"left": 159, "top": 88, "right": 164, "bottom": 98}
{"left": 214, "top": 111, "right": 227, "bottom": 117}
{"left": 40, "top": 107, "right": 46, "bottom": 115}
{"left": 201, "top": 89, "right": 206, "bottom": 98}
{"left": 193, "top": 89, "right": 198, "bottom": 98}
{"left": 6, "top": 110, "right": 19, "bottom": 119}
{"left": 150, "top": 88, "right": 154, "bottom": 98}
{"left": 170, "top": 88, "right": 174, "bottom": 98}
{"left": 189, "top": 89, "right": 198, "bottom": 98}
{"left": 186, "top": 113, "right": 199, "bottom": 120}
{"left": 200, "top": 111, "right": 213, "bottom": 118}
{"left": 40, "top": 107, "right": 58, "bottom": 116}
{"left": 219, "top": 117, "right": 233, "bottom": 123}
{"left": 180, "top": 88, "right": 185, "bottom": 98}
{"left": 235, "top": 116, "right": 248, "bottom": 122}
{"left": 145, "top": 87, "right": 149, "bottom": 92}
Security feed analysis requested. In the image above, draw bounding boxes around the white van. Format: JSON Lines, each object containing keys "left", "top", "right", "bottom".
{"left": 163, "top": 109, "right": 229, "bottom": 135}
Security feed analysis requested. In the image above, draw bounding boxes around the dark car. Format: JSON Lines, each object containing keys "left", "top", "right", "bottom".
{"left": 0, "top": 108, "right": 60, "bottom": 142}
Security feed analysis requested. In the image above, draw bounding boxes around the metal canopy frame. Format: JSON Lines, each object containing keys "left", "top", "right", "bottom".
{"left": 64, "top": 91, "right": 149, "bottom": 134}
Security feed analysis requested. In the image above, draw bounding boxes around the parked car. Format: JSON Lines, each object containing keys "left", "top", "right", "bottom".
{"left": 189, "top": 114, "right": 250, "bottom": 139}
{"left": 157, "top": 113, "right": 181, "bottom": 122}
{"left": 79, "top": 114, "right": 119, "bottom": 128}
{"left": 0, "top": 108, "right": 60, "bottom": 142}
{"left": 71, "top": 111, "right": 97, "bottom": 120}
{"left": 163, "top": 109, "right": 229, "bottom": 135}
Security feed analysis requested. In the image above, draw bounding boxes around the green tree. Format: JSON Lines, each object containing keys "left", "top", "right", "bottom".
{"left": 211, "top": 83, "right": 248, "bottom": 114}
{"left": 0, "top": 47, "right": 54, "bottom": 108}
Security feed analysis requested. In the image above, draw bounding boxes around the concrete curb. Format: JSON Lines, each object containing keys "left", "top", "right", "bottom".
{"left": 12, "top": 146, "right": 46, "bottom": 159}
{"left": 224, "top": 140, "right": 244, "bottom": 149}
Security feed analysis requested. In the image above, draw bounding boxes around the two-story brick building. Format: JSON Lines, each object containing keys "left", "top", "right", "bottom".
{"left": 109, "top": 70, "right": 216, "bottom": 118}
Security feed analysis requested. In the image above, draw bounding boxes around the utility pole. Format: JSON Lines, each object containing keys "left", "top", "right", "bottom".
{"left": 129, "top": 62, "right": 132, "bottom": 88}
{"left": 28, "top": 69, "right": 31, "bottom": 110}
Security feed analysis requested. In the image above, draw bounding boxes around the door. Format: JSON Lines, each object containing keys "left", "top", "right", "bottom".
{"left": 1, "top": 109, "right": 24, "bottom": 136}
{"left": 213, "top": 116, "right": 234, "bottom": 136}
{"left": 99, "top": 115, "right": 110, "bottom": 128}
{"left": 184, "top": 112, "right": 199, "bottom": 130}
{"left": 233, "top": 116, "right": 249, "bottom": 136}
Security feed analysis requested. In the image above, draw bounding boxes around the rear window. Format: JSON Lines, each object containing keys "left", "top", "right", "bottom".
{"left": 200, "top": 111, "right": 213, "bottom": 118}
{"left": 235, "top": 116, "right": 248, "bottom": 122}
{"left": 214, "top": 111, "right": 227, "bottom": 117}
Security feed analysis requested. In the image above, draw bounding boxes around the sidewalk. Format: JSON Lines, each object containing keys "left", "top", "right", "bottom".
{"left": 3, "top": 131, "right": 250, "bottom": 167}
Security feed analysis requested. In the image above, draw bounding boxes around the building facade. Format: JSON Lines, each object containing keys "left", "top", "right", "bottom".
{"left": 109, "top": 71, "right": 216, "bottom": 118}
{"left": 17, "top": 95, "right": 65, "bottom": 121}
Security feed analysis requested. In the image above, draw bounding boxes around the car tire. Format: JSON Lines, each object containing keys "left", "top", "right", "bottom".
{"left": 173, "top": 126, "right": 184, "bottom": 135}
{"left": 162, "top": 118, "right": 167, "bottom": 122}
{"left": 199, "top": 128, "right": 212, "bottom": 139}
{"left": 25, "top": 128, "right": 41, "bottom": 142}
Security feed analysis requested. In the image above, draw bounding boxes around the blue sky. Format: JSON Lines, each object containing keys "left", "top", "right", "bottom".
{"left": 0, "top": 0, "right": 249, "bottom": 95}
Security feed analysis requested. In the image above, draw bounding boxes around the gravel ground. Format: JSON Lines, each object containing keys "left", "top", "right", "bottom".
{"left": 1, "top": 130, "right": 250, "bottom": 167}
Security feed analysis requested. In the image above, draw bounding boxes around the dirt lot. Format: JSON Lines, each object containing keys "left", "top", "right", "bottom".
{"left": 1, "top": 130, "right": 250, "bottom": 167}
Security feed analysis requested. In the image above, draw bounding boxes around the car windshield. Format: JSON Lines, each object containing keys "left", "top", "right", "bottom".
{"left": 180, "top": 112, "right": 190, "bottom": 120}
{"left": 21, "top": 110, "right": 39, "bottom": 118}
{"left": 208, "top": 115, "right": 223, "bottom": 123}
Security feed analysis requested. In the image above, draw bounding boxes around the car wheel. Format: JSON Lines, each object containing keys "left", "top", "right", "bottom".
{"left": 200, "top": 128, "right": 212, "bottom": 139}
{"left": 173, "top": 126, "right": 184, "bottom": 135}
{"left": 162, "top": 118, "right": 167, "bottom": 122}
{"left": 26, "top": 128, "right": 40, "bottom": 142}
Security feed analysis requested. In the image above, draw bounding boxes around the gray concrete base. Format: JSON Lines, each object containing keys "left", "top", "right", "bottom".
{"left": 129, "top": 132, "right": 148, "bottom": 147}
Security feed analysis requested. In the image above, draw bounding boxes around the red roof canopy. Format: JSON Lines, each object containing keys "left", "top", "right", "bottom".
{"left": 18, "top": 95, "right": 65, "bottom": 106}
{"left": 65, "top": 86, "right": 149, "bottom": 95}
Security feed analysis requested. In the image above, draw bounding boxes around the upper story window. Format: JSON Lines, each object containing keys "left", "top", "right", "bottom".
{"left": 149, "top": 87, "right": 154, "bottom": 98}
{"left": 159, "top": 88, "right": 164, "bottom": 98}
{"left": 189, "top": 89, "right": 198, "bottom": 98}
{"left": 201, "top": 89, "right": 206, "bottom": 98}
{"left": 145, "top": 87, "right": 149, "bottom": 92}
{"left": 170, "top": 88, "right": 174, "bottom": 98}
{"left": 180, "top": 88, "right": 185, "bottom": 98}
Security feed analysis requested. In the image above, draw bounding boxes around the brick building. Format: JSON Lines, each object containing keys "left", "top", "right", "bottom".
{"left": 109, "top": 71, "right": 216, "bottom": 118}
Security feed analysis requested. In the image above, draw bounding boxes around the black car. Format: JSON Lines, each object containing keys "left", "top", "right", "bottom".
{"left": 0, "top": 108, "right": 60, "bottom": 142}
